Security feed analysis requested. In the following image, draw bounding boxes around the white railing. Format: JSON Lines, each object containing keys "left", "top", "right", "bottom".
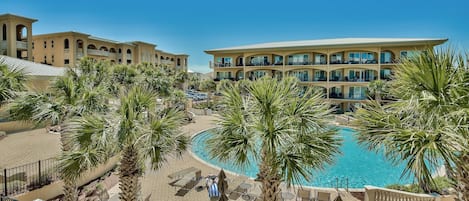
{"left": 126, "top": 53, "right": 132, "bottom": 59}
{"left": 365, "top": 186, "right": 439, "bottom": 201}
{"left": 16, "top": 41, "right": 28, "bottom": 49}
{"left": 87, "top": 49, "right": 109, "bottom": 57}
{"left": 76, "top": 52, "right": 84, "bottom": 58}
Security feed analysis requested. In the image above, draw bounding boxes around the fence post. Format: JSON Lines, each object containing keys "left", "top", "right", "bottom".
{"left": 336, "top": 178, "right": 339, "bottom": 190}
{"left": 38, "top": 160, "right": 42, "bottom": 186}
{"left": 3, "top": 169, "right": 7, "bottom": 197}
{"left": 346, "top": 178, "right": 349, "bottom": 192}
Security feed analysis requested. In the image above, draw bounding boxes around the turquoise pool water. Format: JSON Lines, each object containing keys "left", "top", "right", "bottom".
{"left": 191, "top": 127, "right": 412, "bottom": 188}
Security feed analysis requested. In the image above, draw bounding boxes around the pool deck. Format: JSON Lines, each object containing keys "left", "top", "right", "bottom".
{"left": 1, "top": 115, "right": 361, "bottom": 201}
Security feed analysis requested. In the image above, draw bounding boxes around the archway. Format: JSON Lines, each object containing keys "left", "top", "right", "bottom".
{"left": 64, "top": 39, "right": 69, "bottom": 49}
{"left": 15, "top": 24, "right": 27, "bottom": 41}
{"left": 87, "top": 44, "right": 97, "bottom": 49}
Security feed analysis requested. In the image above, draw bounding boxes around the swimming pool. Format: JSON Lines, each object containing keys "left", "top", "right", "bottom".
{"left": 191, "top": 127, "right": 412, "bottom": 188}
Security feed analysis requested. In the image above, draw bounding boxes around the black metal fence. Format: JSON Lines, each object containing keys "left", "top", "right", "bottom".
{"left": 0, "top": 158, "right": 59, "bottom": 197}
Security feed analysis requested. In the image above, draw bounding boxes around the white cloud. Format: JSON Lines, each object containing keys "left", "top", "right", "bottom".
{"left": 188, "top": 64, "right": 211, "bottom": 73}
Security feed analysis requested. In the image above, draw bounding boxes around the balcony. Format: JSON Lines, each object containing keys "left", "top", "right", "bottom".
{"left": 329, "top": 92, "right": 344, "bottom": 99}
{"left": 76, "top": 52, "right": 84, "bottom": 59}
{"left": 0, "top": 41, "right": 6, "bottom": 50}
{"left": 126, "top": 53, "right": 132, "bottom": 59}
{"left": 330, "top": 60, "right": 378, "bottom": 65}
{"left": 16, "top": 41, "right": 28, "bottom": 50}
{"left": 346, "top": 95, "right": 367, "bottom": 100}
{"left": 312, "top": 77, "right": 327, "bottom": 82}
{"left": 287, "top": 61, "right": 312, "bottom": 66}
{"left": 87, "top": 49, "right": 109, "bottom": 57}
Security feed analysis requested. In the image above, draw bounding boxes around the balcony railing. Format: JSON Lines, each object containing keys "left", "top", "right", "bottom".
{"left": 76, "top": 52, "right": 84, "bottom": 58}
{"left": 313, "top": 77, "right": 327, "bottom": 81}
{"left": 346, "top": 95, "right": 367, "bottom": 100}
{"left": 87, "top": 49, "right": 109, "bottom": 57}
{"left": 212, "top": 63, "right": 234, "bottom": 67}
{"left": 0, "top": 41, "right": 6, "bottom": 50}
{"left": 287, "top": 61, "right": 312, "bottom": 66}
{"left": 16, "top": 41, "right": 28, "bottom": 50}
{"left": 329, "top": 93, "right": 344, "bottom": 99}
{"left": 126, "top": 53, "right": 132, "bottom": 59}
{"left": 330, "top": 60, "right": 378, "bottom": 65}
{"left": 109, "top": 53, "right": 117, "bottom": 58}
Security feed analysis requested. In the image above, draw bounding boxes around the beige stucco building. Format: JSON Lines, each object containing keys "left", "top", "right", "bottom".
{"left": 32, "top": 32, "right": 189, "bottom": 71}
{"left": 205, "top": 38, "right": 447, "bottom": 112}
{"left": 0, "top": 14, "right": 36, "bottom": 61}
{"left": 0, "top": 13, "right": 188, "bottom": 72}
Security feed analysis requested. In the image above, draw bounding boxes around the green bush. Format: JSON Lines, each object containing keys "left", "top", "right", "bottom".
{"left": 386, "top": 177, "right": 453, "bottom": 194}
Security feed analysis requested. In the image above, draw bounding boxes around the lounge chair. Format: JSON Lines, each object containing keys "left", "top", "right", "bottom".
{"left": 167, "top": 167, "right": 200, "bottom": 180}
{"left": 172, "top": 170, "right": 202, "bottom": 197}
{"left": 226, "top": 175, "right": 249, "bottom": 195}
{"left": 296, "top": 188, "right": 312, "bottom": 201}
{"left": 317, "top": 192, "right": 331, "bottom": 201}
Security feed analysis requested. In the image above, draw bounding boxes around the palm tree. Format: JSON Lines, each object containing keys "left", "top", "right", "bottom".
{"left": 353, "top": 48, "right": 469, "bottom": 199}
{"left": 207, "top": 77, "right": 342, "bottom": 201}
{"left": 65, "top": 86, "right": 188, "bottom": 201}
{"left": 199, "top": 79, "right": 216, "bottom": 107}
{"left": 8, "top": 58, "right": 112, "bottom": 201}
{"left": 0, "top": 64, "right": 26, "bottom": 107}
{"left": 367, "top": 79, "right": 388, "bottom": 102}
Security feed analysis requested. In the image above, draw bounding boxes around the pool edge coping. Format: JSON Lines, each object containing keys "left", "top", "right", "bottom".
{"left": 188, "top": 126, "right": 366, "bottom": 192}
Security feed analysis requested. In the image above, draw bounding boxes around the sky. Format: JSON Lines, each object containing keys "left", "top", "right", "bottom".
{"left": 1, "top": 0, "right": 468, "bottom": 73}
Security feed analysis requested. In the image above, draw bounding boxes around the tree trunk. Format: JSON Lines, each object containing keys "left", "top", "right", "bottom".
{"left": 119, "top": 145, "right": 141, "bottom": 201}
{"left": 455, "top": 154, "right": 469, "bottom": 201}
{"left": 60, "top": 126, "right": 78, "bottom": 201}
{"left": 257, "top": 151, "right": 281, "bottom": 201}
{"left": 62, "top": 178, "right": 78, "bottom": 201}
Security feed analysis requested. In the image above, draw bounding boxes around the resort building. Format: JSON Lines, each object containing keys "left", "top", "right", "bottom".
{"left": 0, "top": 13, "right": 189, "bottom": 72}
{"left": 0, "top": 14, "right": 36, "bottom": 61}
{"left": 32, "top": 32, "right": 189, "bottom": 71}
{"left": 205, "top": 38, "right": 447, "bottom": 112}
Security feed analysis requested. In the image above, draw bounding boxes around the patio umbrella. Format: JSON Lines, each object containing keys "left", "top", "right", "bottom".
{"left": 218, "top": 169, "right": 229, "bottom": 201}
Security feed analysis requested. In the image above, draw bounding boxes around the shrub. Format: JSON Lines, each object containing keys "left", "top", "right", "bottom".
{"left": 386, "top": 177, "right": 454, "bottom": 194}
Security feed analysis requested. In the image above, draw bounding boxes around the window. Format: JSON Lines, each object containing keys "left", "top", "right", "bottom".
{"left": 216, "top": 57, "right": 232, "bottom": 67}
{"left": 400, "top": 50, "right": 421, "bottom": 59}
{"left": 64, "top": 39, "right": 69, "bottom": 49}
{"left": 380, "top": 69, "right": 392, "bottom": 80}
{"left": 64, "top": 59, "right": 70, "bottom": 64}
{"left": 288, "top": 54, "right": 309, "bottom": 65}
{"left": 127, "top": 60, "right": 131, "bottom": 64}
{"left": 44, "top": 56, "right": 47, "bottom": 63}
{"left": 216, "top": 72, "right": 232, "bottom": 80}
{"left": 348, "top": 87, "right": 367, "bottom": 99}
{"left": 2, "top": 24, "right": 6, "bottom": 40}
{"left": 380, "top": 52, "right": 392, "bottom": 63}
{"left": 348, "top": 52, "right": 375, "bottom": 64}
{"left": 249, "top": 56, "right": 268, "bottom": 65}
{"left": 52, "top": 55, "right": 54, "bottom": 63}
{"left": 118, "top": 59, "right": 122, "bottom": 63}
{"left": 177, "top": 58, "right": 181, "bottom": 66}
{"left": 32, "top": 42, "right": 34, "bottom": 49}
{"left": 314, "top": 54, "right": 326, "bottom": 64}
{"left": 330, "top": 53, "right": 343, "bottom": 64}
{"left": 44, "top": 41, "right": 47, "bottom": 48}
{"left": 51, "top": 40, "right": 54, "bottom": 48}
{"left": 274, "top": 56, "right": 283, "bottom": 65}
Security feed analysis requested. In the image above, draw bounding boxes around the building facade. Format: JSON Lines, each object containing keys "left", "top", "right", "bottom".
{"left": 205, "top": 38, "right": 447, "bottom": 112}
{"left": 0, "top": 13, "right": 188, "bottom": 72}
{"left": 0, "top": 14, "right": 36, "bottom": 61}
{"left": 32, "top": 32, "right": 188, "bottom": 71}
